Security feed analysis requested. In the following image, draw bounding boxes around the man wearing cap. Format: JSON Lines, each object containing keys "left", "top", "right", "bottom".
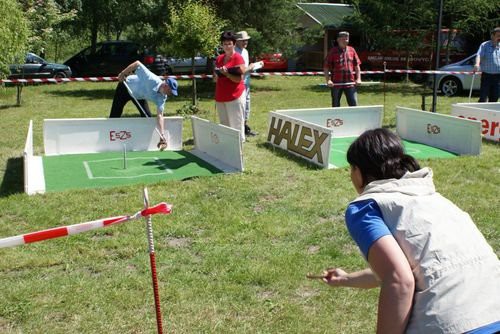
{"left": 109, "top": 60, "right": 178, "bottom": 150}
{"left": 235, "top": 30, "right": 260, "bottom": 136}
{"left": 474, "top": 27, "right": 500, "bottom": 103}
{"left": 323, "top": 31, "right": 362, "bottom": 107}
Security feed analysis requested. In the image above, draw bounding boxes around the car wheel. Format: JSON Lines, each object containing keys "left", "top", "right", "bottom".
{"left": 439, "top": 76, "right": 462, "bottom": 97}
{"left": 53, "top": 72, "right": 67, "bottom": 79}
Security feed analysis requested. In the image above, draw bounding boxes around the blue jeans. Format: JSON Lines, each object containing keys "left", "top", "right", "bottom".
{"left": 331, "top": 87, "right": 358, "bottom": 107}
{"left": 478, "top": 73, "right": 499, "bottom": 103}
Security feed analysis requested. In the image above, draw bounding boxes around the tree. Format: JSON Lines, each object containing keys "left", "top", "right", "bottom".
{"left": 0, "top": 0, "right": 29, "bottom": 77}
{"left": 165, "top": 1, "right": 226, "bottom": 106}
{"left": 210, "top": 0, "right": 303, "bottom": 58}
{"left": 18, "top": 0, "right": 77, "bottom": 58}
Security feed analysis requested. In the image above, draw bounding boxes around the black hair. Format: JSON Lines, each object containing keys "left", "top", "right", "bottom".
{"left": 346, "top": 128, "right": 420, "bottom": 185}
{"left": 220, "top": 31, "right": 237, "bottom": 43}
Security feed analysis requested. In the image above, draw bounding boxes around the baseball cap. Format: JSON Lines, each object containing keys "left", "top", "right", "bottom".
{"left": 337, "top": 31, "right": 350, "bottom": 38}
{"left": 165, "top": 77, "right": 178, "bottom": 96}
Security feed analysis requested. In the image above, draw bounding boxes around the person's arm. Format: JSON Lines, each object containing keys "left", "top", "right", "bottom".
{"left": 322, "top": 267, "right": 379, "bottom": 288}
{"left": 355, "top": 64, "right": 362, "bottom": 84}
{"left": 118, "top": 61, "right": 142, "bottom": 81}
{"left": 323, "top": 54, "right": 333, "bottom": 87}
{"left": 368, "top": 235, "right": 415, "bottom": 334}
{"left": 474, "top": 43, "right": 484, "bottom": 72}
{"left": 156, "top": 108, "right": 165, "bottom": 141}
{"left": 219, "top": 65, "right": 244, "bottom": 83}
{"left": 474, "top": 54, "right": 481, "bottom": 72}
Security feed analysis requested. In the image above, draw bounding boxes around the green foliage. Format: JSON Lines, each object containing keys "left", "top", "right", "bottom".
{"left": 18, "top": 0, "right": 77, "bottom": 56}
{"left": 165, "top": 1, "right": 226, "bottom": 59}
{"left": 350, "top": 0, "right": 435, "bottom": 52}
{"left": 176, "top": 102, "right": 205, "bottom": 116}
{"left": 211, "top": 0, "right": 304, "bottom": 57}
{"left": 0, "top": 0, "right": 29, "bottom": 77}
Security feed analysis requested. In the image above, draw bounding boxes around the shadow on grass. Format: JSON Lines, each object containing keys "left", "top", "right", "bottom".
{"left": 301, "top": 78, "right": 438, "bottom": 97}
{"left": 0, "top": 157, "right": 24, "bottom": 197}
{"left": 0, "top": 104, "right": 21, "bottom": 110}
{"left": 257, "top": 141, "right": 322, "bottom": 170}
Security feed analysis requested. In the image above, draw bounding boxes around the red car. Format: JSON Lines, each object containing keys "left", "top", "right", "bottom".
{"left": 255, "top": 53, "right": 288, "bottom": 72}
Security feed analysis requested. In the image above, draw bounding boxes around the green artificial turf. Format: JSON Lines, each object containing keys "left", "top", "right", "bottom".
{"left": 43, "top": 150, "right": 222, "bottom": 192}
{"left": 330, "top": 136, "right": 457, "bottom": 168}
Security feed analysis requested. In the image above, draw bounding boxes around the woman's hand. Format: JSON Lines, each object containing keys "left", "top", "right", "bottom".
{"left": 322, "top": 268, "right": 349, "bottom": 286}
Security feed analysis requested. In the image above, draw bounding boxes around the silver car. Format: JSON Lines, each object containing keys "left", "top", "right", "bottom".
{"left": 165, "top": 56, "right": 209, "bottom": 74}
{"left": 432, "top": 54, "right": 481, "bottom": 97}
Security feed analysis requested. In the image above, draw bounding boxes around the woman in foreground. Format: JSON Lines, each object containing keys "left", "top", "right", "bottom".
{"left": 316, "top": 128, "right": 500, "bottom": 333}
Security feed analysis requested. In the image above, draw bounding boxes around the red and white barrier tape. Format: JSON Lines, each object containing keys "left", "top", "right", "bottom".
{"left": 0, "top": 202, "right": 172, "bottom": 248}
{"left": 0, "top": 69, "right": 480, "bottom": 84}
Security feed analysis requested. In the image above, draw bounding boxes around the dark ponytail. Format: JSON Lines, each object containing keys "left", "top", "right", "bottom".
{"left": 346, "top": 128, "right": 420, "bottom": 185}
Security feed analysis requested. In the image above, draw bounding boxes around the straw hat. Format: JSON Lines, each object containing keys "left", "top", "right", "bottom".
{"left": 236, "top": 31, "right": 251, "bottom": 41}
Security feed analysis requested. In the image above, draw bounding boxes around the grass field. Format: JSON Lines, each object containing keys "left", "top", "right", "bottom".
{"left": 0, "top": 77, "right": 499, "bottom": 333}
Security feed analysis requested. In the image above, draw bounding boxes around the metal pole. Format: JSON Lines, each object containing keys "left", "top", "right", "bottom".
{"left": 431, "top": 0, "right": 444, "bottom": 113}
{"left": 383, "top": 61, "right": 387, "bottom": 113}
{"left": 469, "top": 73, "right": 476, "bottom": 103}
{"left": 143, "top": 187, "right": 164, "bottom": 334}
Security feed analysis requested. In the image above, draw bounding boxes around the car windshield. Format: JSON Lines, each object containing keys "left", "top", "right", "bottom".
{"left": 26, "top": 53, "right": 46, "bottom": 64}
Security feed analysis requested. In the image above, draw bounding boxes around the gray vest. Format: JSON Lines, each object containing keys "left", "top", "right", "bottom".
{"left": 353, "top": 168, "right": 500, "bottom": 333}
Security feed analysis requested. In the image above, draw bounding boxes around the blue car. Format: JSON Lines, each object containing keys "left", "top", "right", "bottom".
{"left": 9, "top": 53, "right": 72, "bottom": 79}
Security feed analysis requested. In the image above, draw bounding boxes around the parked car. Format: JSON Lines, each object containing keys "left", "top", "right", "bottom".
{"left": 8, "top": 53, "right": 72, "bottom": 79}
{"left": 429, "top": 54, "right": 480, "bottom": 97}
{"left": 165, "top": 55, "right": 209, "bottom": 74}
{"left": 64, "top": 40, "right": 168, "bottom": 77}
{"left": 254, "top": 52, "right": 288, "bottom": 72}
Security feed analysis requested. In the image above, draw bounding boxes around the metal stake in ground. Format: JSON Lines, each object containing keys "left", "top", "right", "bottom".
{"left": 123, "top": 143, "right": 127, "bottom": 169}
{"left": 143, "top": 187, "right": 164, "bottom": 334}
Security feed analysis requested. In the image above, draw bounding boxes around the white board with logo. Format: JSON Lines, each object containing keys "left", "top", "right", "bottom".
{"left": 43, "top": 117, "right": 183, "bottom": 155}
{"left": 190, "top": 116, "right": 243, "bottom": 172}
{"left": 451, "top": 103, "right": 500, "bottom": 142}
{"left": 396, "top": 107, "right": 482, "bottom": 155}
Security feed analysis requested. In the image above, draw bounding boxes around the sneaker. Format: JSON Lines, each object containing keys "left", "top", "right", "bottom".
{"left": 245, "top": 124, "right": 258, "bottom": 137}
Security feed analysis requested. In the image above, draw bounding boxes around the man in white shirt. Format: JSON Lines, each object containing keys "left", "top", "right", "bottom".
{"left": 235, "top": 31, "right": 260, "bottom": 137}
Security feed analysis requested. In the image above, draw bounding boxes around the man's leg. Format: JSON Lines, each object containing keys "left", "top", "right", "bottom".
{"left": 109, "top": 82, "right": 130, "bottom": 118}
{"left": 345, "top": 87, "right": 358, "bottom": 106}
{"left": 244, "top": 86, "right": 257, "bottom": 136}
{"left": 131, "top": 99, "right": 152, "bottom": 117}
{"left": 478, "top": 73, "right": 491, "bottom": 102}
{"left": 331, "top": 88, "right": 342, "bottom": 107}
{"left": 488, "top": 74, "right": 499, "bottom": 103}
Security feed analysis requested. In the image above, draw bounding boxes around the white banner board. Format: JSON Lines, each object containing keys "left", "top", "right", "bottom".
{"left": 275, "top": 105, "right": 383, "bottom": 137}
{"left": 267, "top": 111, "right": 332, "bottom": 168}
{"left": 451, "top": 103, "right": 500, "bottom": 142}
{"left": 190, "top": 116, "right": 243, "bottom": 172}
{"left": 396, "top": 107, "right": 482, "bottom": 155}
{"left": 23, "top": 120, "right": 45, "bottom": 195}
{"left": 44, "top": 117, "right": 183, "bottom": 155}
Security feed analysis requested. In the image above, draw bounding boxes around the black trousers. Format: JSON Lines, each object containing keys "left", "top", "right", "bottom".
{"left": 109, "top": 82, "right": 152, "bottom": 118}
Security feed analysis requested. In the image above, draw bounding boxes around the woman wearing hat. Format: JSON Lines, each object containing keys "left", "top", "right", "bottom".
{"left": 214, "top": 31, "right": 247, "bottom": 142}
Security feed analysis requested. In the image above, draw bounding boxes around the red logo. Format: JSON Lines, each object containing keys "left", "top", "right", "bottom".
{"left": 426, "top": 124, "right": 441, "bottom": 134}
{"left": 109, "top": 130, "right": 132, "bottom": 141}
{"left": 210, "top": 131, "right": 220, "bottom": 144}
{"left": 326, "top": 118, "right": 344, "bottom": 127}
